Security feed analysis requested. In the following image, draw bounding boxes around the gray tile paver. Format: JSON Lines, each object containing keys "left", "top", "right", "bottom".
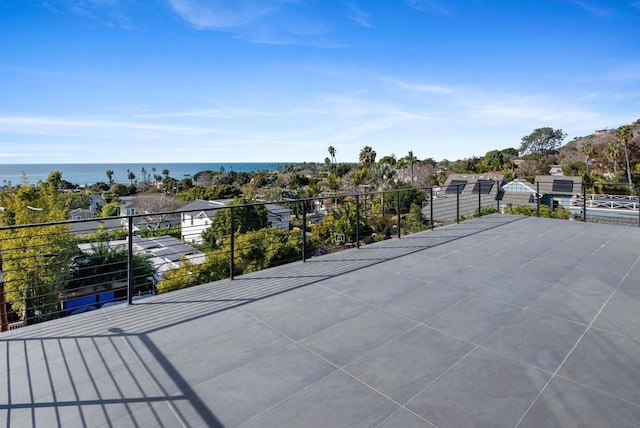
{"left": 300, "top": 307, "right": 417, "bottom": 367}
{"left": 407, "top": 347, "right": 551, "bottom": 428}
{"left": 377, "top": 409, "right": 436, "bottom": 427}
{"left": 260, "top": 293, "right": 371, "bottom": 340}
{"left": 527, "top": 283, "right": 609, "bottom": 325}
{"left": 482, "top": 309, "right": 586, "bottom": 372}
{"left": 519, "top": 376, "right": 640, "bottom": 428}
{"left": 345, "top": 325, "right": 474, "bottom": 404}
{"left": 239, "top": 371, "right": 398, "bottom": 428}
{"left": 425, "top": 294, "right": 522, "bottom": 344}
{"left": 180, "top": 343, "right": 336, "bottom": 427}
{"left": 593, "top": 293, "right": 640, "bottom": 340}
{"left": 558, "top": 329, "right": 640, "bottom": 405}
{"left": 379, "top": 282, "right": 470, "bottom": 322}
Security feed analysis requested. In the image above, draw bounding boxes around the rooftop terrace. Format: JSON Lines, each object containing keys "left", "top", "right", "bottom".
{"left": 2, "top": 214, "right": 640, "bottom": 427}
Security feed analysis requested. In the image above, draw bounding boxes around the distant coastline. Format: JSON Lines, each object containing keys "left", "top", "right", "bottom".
{"left": 0, "top": 163, "right": 290, "bottom": 186}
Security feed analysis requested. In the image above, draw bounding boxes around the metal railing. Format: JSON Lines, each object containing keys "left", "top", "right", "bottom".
{"left": 1, "top": 180, "right": 638, "bottom": 331}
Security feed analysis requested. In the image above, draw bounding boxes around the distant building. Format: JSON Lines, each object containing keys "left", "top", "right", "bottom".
{"left": 549, "top": 165, "right": 564, "bottom": 176}
{"left": 68, "top": 208, "right": 94, "bottom": 221}
{"left": 119, "top": 197, "right": 181, "bottom": 232}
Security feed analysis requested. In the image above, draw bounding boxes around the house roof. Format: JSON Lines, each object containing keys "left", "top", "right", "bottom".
{"left": 180, "top": 199, "right": 223, "bottom": 213}
{"left": 133, "top": 236, "right": 202, "bottom": 263}
{"left": 180, "top": 199, "right": 291, "bottom": 217}
{"left": 443, "top": 173, "right": 504, "bottom": 195}
{"left": 119, "top": 198, "right": 138, "bottom": 209}
{"left": 264, "top": 203, "right": 292, "bottom": 215}
{"left": 68, "top": 208, "right": 92, "bottom": 215}
{"left": 534, "top": 175, "right": 582, "bottom": 195}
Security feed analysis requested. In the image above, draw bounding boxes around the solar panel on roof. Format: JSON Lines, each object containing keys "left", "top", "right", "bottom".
{"left": 445, "top": 180, "right": 467, "bottom": 194}
{"left": 552, "top": 179, "right": 574, "bottom": 193}
{"left": 471, "top": 180, "right": 494, "bottom": 194}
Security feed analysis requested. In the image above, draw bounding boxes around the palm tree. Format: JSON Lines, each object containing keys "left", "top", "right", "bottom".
{"left": 616, "top": 125, "right": 634, "bottom": 188}
{"left": 359, "top": 146, "right": 376, "bottom": 167}
{"left": 404, "top": 150, "right": 418, "bottom": 186}
{"left": 127, "top": 169, "right": 136, "bottom": 185}
{"left": 605, "top": 141, "right": 622, "bottom": 173}
{"left": 580, "top": 142, "right": 594, "bottom": 175}
{"left": 328, "top": 146, "right": 337, "bottom": 171}
{"left": 162, "top": 169, "right": 170, "bottom": 180}
{"left": 371, "top": 163, "right": 396, "bottom": 214}
{"left": 105, "top": 169, "right": 115, "bottom": 185}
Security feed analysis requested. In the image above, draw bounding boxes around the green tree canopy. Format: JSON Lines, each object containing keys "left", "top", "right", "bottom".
{"left": 520, "top": 127, "right": 567, "bottom": 156}
{"left": 201, "top": 196, "right": 268, "bottom": 249}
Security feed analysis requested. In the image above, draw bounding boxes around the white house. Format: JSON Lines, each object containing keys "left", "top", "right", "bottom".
{"left": 180, "top": 199, "right": 224, "bottom": 244}
{"left": 180, "top": 199, "right": 292, "bottom": 244}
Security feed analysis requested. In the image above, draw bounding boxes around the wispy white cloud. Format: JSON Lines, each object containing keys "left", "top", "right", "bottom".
{"left": 564, "top": 0, "right": 613, "bottom": 17}
{"left": 405, "top": 0, "right": 452, "bottom": 16}
{"left": 385, "top": 78, "right": 454, "bottom": 94}
{"left": 604, "top": 63, "right": 640, "bottom": 83}
{"left": 60, "top": 0, "right": 134, "bottom": 29}
{"left": 134, "top": 107, "right": 278, "bottom": 119}
{"left": 166, "top": 0, "right": 357, "bottom": 46}
{"left": 346, "top": 2, "right": 371, "bottom": 28}
{"left": 0, "top": 116, "right": 235, "bottom": 136}
{"left": 167, "top": 0, "right": 274, "bottom": 30}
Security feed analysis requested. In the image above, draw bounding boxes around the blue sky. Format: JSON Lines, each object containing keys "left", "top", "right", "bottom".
{"left": 1, "top": 0, "right": 639, "bottom": 164}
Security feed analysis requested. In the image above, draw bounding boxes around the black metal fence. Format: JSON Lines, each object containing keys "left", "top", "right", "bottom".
{"left": 1, "top": 180, "right": 638, "bottom": 331}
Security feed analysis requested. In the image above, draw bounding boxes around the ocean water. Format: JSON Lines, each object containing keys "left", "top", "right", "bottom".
{"left": 0, "top": 163, "right": 289, "bottom": 186}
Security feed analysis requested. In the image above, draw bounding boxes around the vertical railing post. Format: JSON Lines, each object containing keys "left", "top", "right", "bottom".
{"left": 456, "top": 184, "right": 460, "bottom": 223}
{"left": 127, "top": 215, "right": 134, "bottom": 305}
{"left": 583, "top": 182, "right": 587, "bottom": 222}
{"left": 495, "top": 180, "right": 500, "bottom": 212}
{"left": 637, "top": 186, "right": 640, "bottom": 228}
{"left": 0, "top": 282, "right": 8, "bottom": 332}
{"left": 302, "top": 200, "right": 307, "bottom": 262}
{"left": 430, "top": 187, "right": 434, "bottom": 230}
{"left": 536, "top": 182, "right": 540, "bottom": 217}
{"left": 356, "top": 194, "right": 360, "bottom": 248}
{"left": 396, "top": 190, "right": 401, "bottom": 239}
{"left": 229, "top": 206, "right": 235, "bottom": 280}
{"left": 478, "top": 184, "right": 482, "bottom": 217}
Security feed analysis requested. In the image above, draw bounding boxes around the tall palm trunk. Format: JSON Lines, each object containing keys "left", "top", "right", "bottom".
{"left": 624, "top": 144, "right": 633, "bottom": 189}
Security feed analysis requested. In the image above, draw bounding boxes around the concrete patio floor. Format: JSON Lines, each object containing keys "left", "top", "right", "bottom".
{"left": 2, "top": 214, "right": 640, "bottom": 427}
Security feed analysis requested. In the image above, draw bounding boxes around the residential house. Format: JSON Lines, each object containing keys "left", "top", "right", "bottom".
{"left": 180, "top": 199, "right": 292, "bottom": 244}
{"left": 119, "top": 197, "right": 181, "bottom": 232}
{"left": 423, "top": 173, "right": 504, "bottom": 222}
{"left": 68, "top": 208, "right": 94, "bottom": 221}
{"left": 180, "top": 199, "right": 224, "bottom": 244}
{"left": 534, "top": 175, "right": 582, "bottom": 209}
{"left": 500, "top": 178, "right": 537, "bottom": 209}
